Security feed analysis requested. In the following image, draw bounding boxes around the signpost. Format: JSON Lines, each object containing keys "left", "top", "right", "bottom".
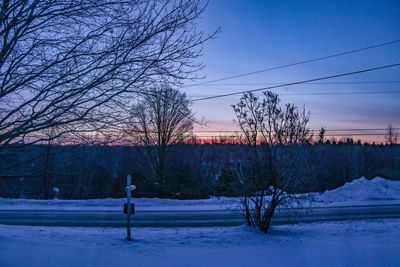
{"left": 125, "top": 174, "right": 136, "bottom": 241}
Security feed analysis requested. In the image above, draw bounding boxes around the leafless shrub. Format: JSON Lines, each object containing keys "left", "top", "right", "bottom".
{"left": 232, "top": 91, "right": 313, "bottom": 233}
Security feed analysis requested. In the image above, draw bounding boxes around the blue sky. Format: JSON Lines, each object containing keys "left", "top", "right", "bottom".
{"left": 182, "top": 0, "right": 400, "bottom": 140}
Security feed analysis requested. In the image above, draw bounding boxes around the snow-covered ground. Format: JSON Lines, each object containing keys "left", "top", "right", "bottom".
{"left": 1, "top": 219, "right": 399, "bottom": 267}
{"left": 311, "top": 176, "right": 400, "bottom": 205}
{"left": 0, "top": 195, "right": 241, "bottom": 211}
{"left": 1, "top": 177, "right": 400, "bottom": 266}
{"left": 1, "top": 176, "right": 400, "bottom": 210}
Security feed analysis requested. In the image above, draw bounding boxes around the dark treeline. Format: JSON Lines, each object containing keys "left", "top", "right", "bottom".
{"left": 0, "top": 142, "right": 399, "bottom": 199}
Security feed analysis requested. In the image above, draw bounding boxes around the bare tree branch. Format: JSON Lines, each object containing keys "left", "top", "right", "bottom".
{"left": 0, "top": 0, "right": 216, "bottom": 146}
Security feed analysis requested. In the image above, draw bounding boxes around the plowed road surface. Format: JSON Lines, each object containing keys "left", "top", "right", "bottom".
{"left": 1, "top": 204, "right": 400, "bottom": 227}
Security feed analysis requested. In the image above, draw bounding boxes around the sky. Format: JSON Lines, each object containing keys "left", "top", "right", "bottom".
{"left": 182, "top": 0, "right": 400, "bottom": 142}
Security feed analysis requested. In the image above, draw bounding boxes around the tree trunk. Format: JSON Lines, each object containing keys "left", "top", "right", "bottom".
{"left": 42, "top": 142, "right": 52, "bottom": 200}
{"left": 244, "top": 197, "right": 252, "bottom": 226}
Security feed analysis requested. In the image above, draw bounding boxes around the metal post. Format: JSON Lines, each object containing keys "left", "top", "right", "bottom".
{"left": 126, "top": 174, "right": 132, "bottom": 241}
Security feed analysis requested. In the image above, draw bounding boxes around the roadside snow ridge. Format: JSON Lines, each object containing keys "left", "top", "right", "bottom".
{"left": 316, "top": 177, "right": 400, "bottom": 203}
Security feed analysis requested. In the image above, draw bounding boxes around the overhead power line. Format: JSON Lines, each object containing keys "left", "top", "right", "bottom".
{"left": 191, "top": 81, "right": 400, "bottom": 86}
{"left": 189, "top": 90, "right": 400, "bottom": 98}
{"left": 278, "top": 90, "right": 400, "bottom": 96}
{"left": 191, "top": 133, "right": 393, "bottom": 138}
{"left": 191, "top": 63, "right": 400, "bottom": 101}
{"left": 184, "top": 39, "right": 400, "bottom": 87}
{"left": 190, "top": 128, "right": 400, "bottom": 133}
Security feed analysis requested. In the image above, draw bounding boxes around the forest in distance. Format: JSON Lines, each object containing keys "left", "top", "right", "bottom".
{"left": 1, "top": 141, "right": 399, "bottom": 200}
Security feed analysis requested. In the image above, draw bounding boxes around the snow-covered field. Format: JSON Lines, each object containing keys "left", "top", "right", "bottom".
{"left": 1, "top": 176, "right": 400, "bottom": 210}
{"left": 1, "top": 177, "right": 400, "bottom": 266}
{"left": 1, "top": 219, "right": 399, "bottom": 267}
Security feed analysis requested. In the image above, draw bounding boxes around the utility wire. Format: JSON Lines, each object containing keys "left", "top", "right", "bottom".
{"left": 278, "top": 91, "right": 400, "bottom": 96}
{"left": 191, "top": 133, "right": 393, "bottom": 137}
{"left": 189, "top": 128, "right": 400, "bottom": 133}
{"left": 190, "top": 81, "right": 400, "bottom": 86}
{"left": 23, "top": 128, "right": 399, "bottom": 135}
{"left": 191, "top": 63, "right": 400, "bottom": 101}
{"left": 189, "top": 90, "right": 400, "bottom": 98}
{"left": 184, "top": 39, "right": 400, "bottom": 87}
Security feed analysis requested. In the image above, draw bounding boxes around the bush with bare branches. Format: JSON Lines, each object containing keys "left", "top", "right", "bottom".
{"left": 232, "top": 91, "right": 312, "bottom": 233}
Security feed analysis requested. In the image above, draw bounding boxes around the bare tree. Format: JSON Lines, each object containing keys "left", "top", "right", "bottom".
{"left": 126, "top": 85, "right": 195, "bottom": 196}
{"left": 0, "top": 0, "right": 215, "bottom": 147}
{"left": 318, "top": 127, "right": 326, "bottom": 143}
{"left": 386, "top": 124, "right": 398, "bottom": 145}
{"left": 232, "top": 91, "right": 312, "bottom": 233}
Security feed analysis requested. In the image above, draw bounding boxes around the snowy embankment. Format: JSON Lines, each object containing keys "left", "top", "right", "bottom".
{"left": 1, "top": 219, "right": 400, "bottom": 267}
{"left": 310, "top": 176, "right": 400, "bottom": 206}
{"left": 1, "top": 176, "right": 400, "bottom": 211}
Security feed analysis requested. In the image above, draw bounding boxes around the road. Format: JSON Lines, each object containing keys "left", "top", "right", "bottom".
{"left": 1, "top": 204, "right": 400, "bottom": 227}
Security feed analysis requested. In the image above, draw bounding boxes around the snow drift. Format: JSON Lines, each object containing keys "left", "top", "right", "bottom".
{"left": 313, "top": 176, "right": 400, "bottom": 204}
{"left": 1, "top": 176, "right": 399, "bottom": 210}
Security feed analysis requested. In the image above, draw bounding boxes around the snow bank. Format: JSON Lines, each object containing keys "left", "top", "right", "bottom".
{"left": 1, "top": 176, "right": 399, "bottom": 210}
{"left": 312, "top": 176, "right": 400, "bottom": 205}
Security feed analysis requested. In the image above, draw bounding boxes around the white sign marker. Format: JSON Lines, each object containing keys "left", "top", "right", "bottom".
{"left": 126, "top": 174, "right": 136, "bottom": 241}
